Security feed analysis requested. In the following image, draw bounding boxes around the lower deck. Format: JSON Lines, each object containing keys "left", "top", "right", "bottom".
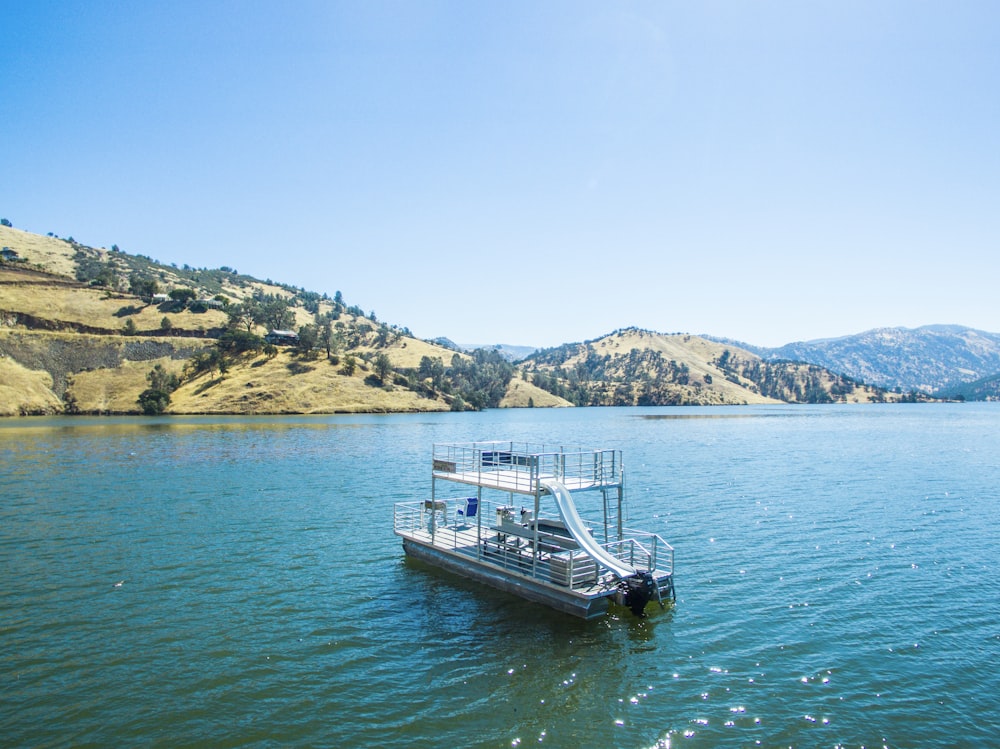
{"left": 394, "top": 497, "right": 674, "bottom": 619}
{"left": 404, "top": 524, "right": 617, "bottom": 595}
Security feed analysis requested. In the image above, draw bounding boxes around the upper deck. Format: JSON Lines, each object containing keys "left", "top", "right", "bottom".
{"left": 431, "top": 441, "right": 622, "bottom": 495}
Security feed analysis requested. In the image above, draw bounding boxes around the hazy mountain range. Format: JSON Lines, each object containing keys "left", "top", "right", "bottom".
{"left": 460, "top": 325, "right": 1000, "bottom": 398}
{"left": 709, "top": 325, "right": 1000, "bottom": 395}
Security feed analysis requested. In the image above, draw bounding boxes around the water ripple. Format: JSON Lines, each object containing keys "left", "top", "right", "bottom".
{"left": 2, "top": 406, "right": 1000, "bottom": 746}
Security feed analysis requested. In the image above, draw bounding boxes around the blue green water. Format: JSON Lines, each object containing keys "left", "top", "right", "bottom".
{"left": 2, "top": 404, "right": 998, "bottom": 747}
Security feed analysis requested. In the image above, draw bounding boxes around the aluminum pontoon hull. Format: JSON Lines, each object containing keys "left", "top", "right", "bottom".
{"left": 402, "top": 537, "right": 613, "bottom": 620}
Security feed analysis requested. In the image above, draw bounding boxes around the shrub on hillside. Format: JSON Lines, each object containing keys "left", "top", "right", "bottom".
{"left": 218, "top": 328, "right": 264, "bottom": 354}
{"left": 138, "top": 389, "right": 170, "bottom": 415}
{"left": 169, "top": 288, "right": 197, "bottom": 304}
{"left": 147, "top": 364, "right": 180, "bottom": 393}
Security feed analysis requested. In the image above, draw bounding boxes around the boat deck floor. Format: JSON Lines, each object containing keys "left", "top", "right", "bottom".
{"left": 433, "top": 469, "right": 603, "bottom": 494}
{"left": 404, "top": 524, "right": 634, "bottom": 599}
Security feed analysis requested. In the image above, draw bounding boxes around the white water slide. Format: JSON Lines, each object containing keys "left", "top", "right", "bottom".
{"left": 539, "top": 478, "right": 638, "bottom": 580}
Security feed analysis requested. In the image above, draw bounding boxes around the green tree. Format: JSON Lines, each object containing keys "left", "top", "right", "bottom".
{"left": 419, "top": 356, "right": 445, "bottom": 389}
{"left": 77, "top": 258, "right": 117, "bottom": 287}
{"left": 129, "top": 273, "right": 159, "bottom": 298}
{"left": 147, "top": 364, "right": 180, "bottom": 393}
{"left": 160, "top": 316, "right": 173, "bottom": 332}
{"left": 122, "top": 318, "right": 138, "bottom": 336}
{"left": 169, "top": 288, "right": 197, "bottom": 304}
{"left": 187, "top": 348, "right": 225, "bottom": 378}
{"left": 226, "top": 302, "right": 257, "bottom": 333}
{"left": 319, "top": 320, "right": 339, "bottom": 359}
{"left": 137, "top": 388, "right": 170, "bottom": 415}
{"left": 445, "top": 349, "right": 515, "bottom": 410}
{"left": 297, "top": 324, "right": 319, "bottom": 356}
{"left": 373, "top": 352, "right": 393, "bottom": 384}
{"left": 218, "top": 328, "right": 264, "bottom": 354}
{"left": 254, "top": 295, "right": 294, "bottom": 331}
{"left": 63, "top": 387, "right": 79, "bottom": 414}
{"left": 341, "top": 355, "right": 357, "bottom": 376}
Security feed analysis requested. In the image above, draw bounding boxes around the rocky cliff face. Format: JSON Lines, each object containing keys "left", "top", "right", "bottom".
{"left": 0, "top": 330, "right": 214, "bottom": 414}
{"left": 0, "top": 332, "right": 210, "bottom": 398}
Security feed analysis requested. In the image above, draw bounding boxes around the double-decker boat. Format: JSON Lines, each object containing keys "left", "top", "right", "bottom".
{"left": 393, "top": 442, "right": 675, "bottom": 619}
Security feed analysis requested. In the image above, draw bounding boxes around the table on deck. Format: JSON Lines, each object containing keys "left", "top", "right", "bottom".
{"left": 491, "top": 520, "right": 579, "bottom": 555}
{"left": 422, "top": 500, "right": 448, "bottom": 527}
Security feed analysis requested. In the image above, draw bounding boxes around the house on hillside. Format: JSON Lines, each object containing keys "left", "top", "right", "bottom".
{"left": 198, "top": 298, "right": 224, "bottom": 309}
{"left": 152, "top": 293, "right": 171, "bottom": 304}
{"left": 265, "top": 330, "right": 299, "bottom": 346}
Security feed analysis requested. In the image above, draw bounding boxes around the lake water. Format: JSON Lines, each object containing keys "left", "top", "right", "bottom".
{"left": 2, "top": 404, "right": 999, "bottom": 748}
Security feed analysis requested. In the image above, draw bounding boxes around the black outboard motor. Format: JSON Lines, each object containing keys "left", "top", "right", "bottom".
{"left": 621, "top": 572, "right": 658, "bottom": 617}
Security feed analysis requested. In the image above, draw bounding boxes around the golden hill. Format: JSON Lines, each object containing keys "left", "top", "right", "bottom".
{"left": 1, "top": 224, "right": 893, "bottom": 416}
{"left": 522, "top": 327, "right": 896, "bottom": 405}
{"left": 0, "top": 225, "right": 471, "bottom": 415}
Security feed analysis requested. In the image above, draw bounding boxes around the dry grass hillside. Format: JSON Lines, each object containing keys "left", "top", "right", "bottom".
{"left": 0, "top": 225, "right": 79, "bottom": 277}
{"left": 583, "top": 329, "right": 781, "bottom": 405}
{"left": 168, "top": 350, "right": 450, "bottom": 414}
{"left": 1, "top": 223, "right": 900, "bottom": 416}
{"left": 0, "top": 224, "right": 486, "bottom": 416}
{"left": 0, "top": 329, "right": 215, "bottom": 414}
{"left": 0, "top": 355, "right": 64, "bottom": 416}
{"left": 1, "top": 223, "right": 333, "bottom": 322}
{"left": 523, "top": 327, "right": 897, "bottom": 405}
{"left": 500, "top": 377, "right": 573, "bottom": 408}
{"left": 0, "top": 265, "right": 228, "bottom": 334}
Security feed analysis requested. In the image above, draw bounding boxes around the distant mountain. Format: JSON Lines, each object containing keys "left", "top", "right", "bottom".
{"left": 739, "top": 325, "right": 1000, "bottom": 395}
{"left": 429, "top": 337, "right": 463, "bottom": 352}
{"left": 936, "top": 373, "right": 1000, "bottom": 402}
{"left": 432, "top": 338, "right": 539, "bottom": 365}
{"left": 521, "top": 327, "right": 903, "bottom": 406}
{"left": 459, "top": 343, "right": 538, "bottom": 362}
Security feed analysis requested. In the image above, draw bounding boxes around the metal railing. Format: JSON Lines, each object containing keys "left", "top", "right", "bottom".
{"left": 393, "top": 501, "right": 425, "bottom": 534}
{"left": 394, "top": 497, "right": 478, "bottom": 541}
{"left": 395, "top": 497, "right": 673, "bottom": 588}
{"left": 432, "top": 442, "right": 622, "bottom": 491}
{"left": 606, "top": 531, "right": 674, "bottom": 575}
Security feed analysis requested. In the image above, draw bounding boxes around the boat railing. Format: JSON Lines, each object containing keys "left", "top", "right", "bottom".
{"left": 393, "top": 501, "right": 427, "bottom": 535}
{"left": 396, "top": 497, "right": 673, "bottom": 579}
{"left": 394, "top": 498, "right": 605, "bottom": 591}
{"left": 604, "top": 532, "right": 674, "bottom": 576}
{"left": 394, "top": 497, "right": 474, "bottom": 531}
{"left": 432, "top": 442, "right": 622, "bottom": 490}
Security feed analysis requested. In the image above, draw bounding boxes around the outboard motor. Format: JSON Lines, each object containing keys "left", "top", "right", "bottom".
{"left": 621, "top": 572, "right": 658, "bottom": 617}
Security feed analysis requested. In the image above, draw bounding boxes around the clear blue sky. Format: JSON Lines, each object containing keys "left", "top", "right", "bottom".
{"left": 3, "top": 1, "right": 998, "bottom": 348}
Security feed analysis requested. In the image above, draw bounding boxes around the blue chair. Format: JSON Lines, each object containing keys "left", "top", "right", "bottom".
{"left": 456, "top": 497, "right": 479, "bottom": 526}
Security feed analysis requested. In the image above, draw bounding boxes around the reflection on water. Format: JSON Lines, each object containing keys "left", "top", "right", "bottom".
{"left": 636, "top": 412, "right": 796, "bottom": 419}
{"left": 2, "top": 404, "right": 999, "bottom": 747}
